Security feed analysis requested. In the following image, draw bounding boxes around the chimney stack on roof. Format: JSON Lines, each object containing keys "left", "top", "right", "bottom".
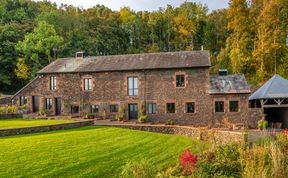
{"left": 76, "top": 51, "right": 86, "bottom": 59}
{"left": 219, "top": 69, "right": 228, "bottom": 76}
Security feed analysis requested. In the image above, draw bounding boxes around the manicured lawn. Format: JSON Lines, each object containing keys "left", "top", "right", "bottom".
{"left": 0, "top": 119, "right": 76, "bottom": 129}
{"left": 0, "top": 126, "right": 206, "bottom": 177}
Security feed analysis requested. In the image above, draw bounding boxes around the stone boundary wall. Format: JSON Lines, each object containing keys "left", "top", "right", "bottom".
{"left": 0, "top": 120, "right": 94, "bottom": 137}
{"left": 0, "top": 114, "right": 23, "bottom": 119}
{"left": 109, "top": 124, "right": 246, "bottom": 145}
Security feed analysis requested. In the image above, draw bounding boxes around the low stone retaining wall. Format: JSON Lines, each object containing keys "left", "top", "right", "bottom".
{"left": 0, "top": 120, "right": 94, "bottom": 137}
{"left": 113, "top": 125, "right": 202, "bottom": 139}
{"left": 109, "top": 124, "right": 246, "bottom": 145}
{"left": 0, "top": 114, "right": 23, "bottom": 119}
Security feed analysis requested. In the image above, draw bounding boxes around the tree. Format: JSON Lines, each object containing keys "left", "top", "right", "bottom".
{"left": 14, "top": 58, "right": 30, "bottom": 80}
{"left": 16, "top": 21, "right": 64, "bottom": 79}
{"left": 226, "top": 0, "right": 253, "bottom": 74}
{"left": 253, "top": 0, "right": 288, "bottom": 81}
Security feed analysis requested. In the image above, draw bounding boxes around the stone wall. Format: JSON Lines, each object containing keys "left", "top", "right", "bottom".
{"left": 0, "top": 120, "right": 94, "bottom": 137}
{"left": 211, "top": 94, "right": 251, "bottom": 127}
{"left": 248, "top": 108, "right": 264, "bottom": 128}
{"left": 13, "top": 68, "right": 215, "bottom": 127}
{"left": 110, "top": 124, "right": 246, "bottom": 145}
{"left": 0, "top": 114, "right": 23, "bottom": 119}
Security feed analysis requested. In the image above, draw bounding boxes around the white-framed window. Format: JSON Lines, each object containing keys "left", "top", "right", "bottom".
{"left": 50, "top": 76, "right": 57, "bottom": 90}
{"left": 90, "top": 105, "right": 99, "bottom": 113}
{"left": 147, "top": 103, "right": 156, "bottom": 114}
{"left": 84, "top": 78, "right": 92, "bottom": 91}
{"left": 128, "top": 77, "right": 138, "bottom": 96}
{"left": 20, "top": 96, "right": 27, "bottom": 106}
{"left": 45, "top": 98, "right": 53, "bottom": 110}
{"left": 176, "top": 74, "right": 185, "bottom": 87}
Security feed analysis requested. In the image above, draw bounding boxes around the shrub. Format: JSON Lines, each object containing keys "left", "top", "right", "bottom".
{"left": 120, "top": 159, "right": 155, "bottom": 178}
{"left": 240, "top": 146, "right": 269, "bottom": 178}
{"left": 179, "top": 149, "right": 198, "bottom": 176}
{"left": 85, "top": 113, "right": 95, "bottom": 119}
{"left": 269, "top": 143, "right": 288, "bottom": 178}
{"left": 258, "top": 120, "right": 264, "bottom": 130}
{"left": 138, "top": 115, "right": 147, "bottom": 123}
{"left": 263, "top": 120, "right": 268, "bottom": 129}
{"left": 100, "top": 109, "right": 107, "bottom": 120}
{"left": 258, "top": 120, "right": 268, "bottom": 130}
{"left": 0, "top": 107, "right": 6, "bottom": 114}
{"left": 6, "top": 106, "right": 18, "bottom": 114}
{"left": 39, "top": 108, "right": 47, "bottom": 116}
{"left": 213, "top": 143, "right": 242, "bottom": 177}
{"left": 138, "top": 102, "right": 147, "bottom": 123}
{"left": 116, "top": 105, "right": 126, "bottom": 121}
{"left": 167, "top": 119, "right": 175, "bottom": 125}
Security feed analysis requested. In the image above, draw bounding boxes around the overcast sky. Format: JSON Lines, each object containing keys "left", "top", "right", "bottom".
{"left": 35, "top": 0, "right": 229, "bottom": 12}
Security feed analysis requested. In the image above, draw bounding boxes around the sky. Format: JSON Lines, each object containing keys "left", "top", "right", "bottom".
{"left": 35, "top": 0, "right": 229, "bottom": 12}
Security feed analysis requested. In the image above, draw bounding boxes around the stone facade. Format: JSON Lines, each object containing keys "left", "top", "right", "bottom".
{"left": 13, "top": 68, "right": 217, "bottom": 126}
{"left": 11, "top": 51, "right": 258, "bottom": 128}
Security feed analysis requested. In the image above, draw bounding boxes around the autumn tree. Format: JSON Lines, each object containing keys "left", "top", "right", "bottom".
{"left": 253, "top": 0, "right": 288, "bottom": 81}
{"left": 225, "top": 0, "right": 253, "bottom": 74}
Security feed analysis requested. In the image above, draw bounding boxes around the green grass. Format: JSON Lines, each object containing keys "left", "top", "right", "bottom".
{"left": 0, "top": 119, "right": 76, "bottom": 129}
{"left": 0, "top": 126, "right": 206, "bottom": 177}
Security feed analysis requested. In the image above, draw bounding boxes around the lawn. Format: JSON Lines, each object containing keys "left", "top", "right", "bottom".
{"left": 0, "top": 126, "right": 206, "bottom": 177}
{"left": 0, "top": 119, "right": 76, "bottom": 129}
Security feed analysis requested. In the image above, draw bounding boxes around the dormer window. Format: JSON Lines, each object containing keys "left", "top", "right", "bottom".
{"left": 84, "top": 78, "right": 92, "bottom": 91}
{"left": 176, "top": 75, "right": 185, "bottom": 87}
{"left": 50, "top": 76, "right": 57, "bottom": 90}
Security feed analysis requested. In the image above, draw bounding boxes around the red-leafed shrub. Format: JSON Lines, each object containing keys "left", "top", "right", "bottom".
{"left": 179, "top": 148, "right": 198, "bottom": 175}
{"left": 282, "top": 129, "right": 288, "bottom": 136}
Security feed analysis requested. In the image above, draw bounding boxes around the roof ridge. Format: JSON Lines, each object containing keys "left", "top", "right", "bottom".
{"left": 261, "top": 75, "right": 277, "bottom": 98}
{"left": 57, "top": 50, "right": 210, "bottom": 60}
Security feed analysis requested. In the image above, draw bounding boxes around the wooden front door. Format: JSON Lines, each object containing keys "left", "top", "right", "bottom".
{"left": 128, "top": 104, "right": 138, "bottom": 120}
{"left": 32, "top": 96, "right": 40, "bottom": 113}
{"left": 55, "top": 98, "right": 61, "bottom": 116}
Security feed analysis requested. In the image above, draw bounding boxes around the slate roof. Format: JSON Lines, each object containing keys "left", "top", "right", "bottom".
{"left": 38, "top": 51, "right": 211, "bottom": 74}
{"left": 209, "top": 74, "right": 251, "bottom": 94}
{"left": 249, "top": 74, "right": 288, "bottom": 100}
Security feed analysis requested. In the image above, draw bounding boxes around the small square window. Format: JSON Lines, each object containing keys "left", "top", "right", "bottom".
{"left": 110, "top": 104, "right": 119, "bottom": 113}
{"left": 176, "top": 75, "right": 185, "bottom": 87}
{"left": 186, "top": 102, "right": 195, "bottom": 113}
{"left": 147, "top": 103, "right": 156, "bottom": 114}
{"left": 215, "top": 101, "right": 224, "bottom": 112}
{"left": 90, "top": 105, "right": 99, "bottom": 113}
{"left": 167, "top": 103, "right": 175, "bottom": 113}
{"left": 230, "top": 101, "right": 239, "bottom": 112}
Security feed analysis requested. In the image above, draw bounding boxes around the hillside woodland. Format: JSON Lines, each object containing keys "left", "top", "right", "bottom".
{"left": 0, "top": 0, "right": 287, "bottom": 92}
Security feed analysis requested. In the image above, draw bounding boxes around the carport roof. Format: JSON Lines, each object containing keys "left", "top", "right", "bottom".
{"left": 249, "top": 74, "right": 288, "bottom": 100}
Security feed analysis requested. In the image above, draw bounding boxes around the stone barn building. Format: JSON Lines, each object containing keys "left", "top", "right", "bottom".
{"left": 12, "top": 51, "right": 259, "bottom": 127}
